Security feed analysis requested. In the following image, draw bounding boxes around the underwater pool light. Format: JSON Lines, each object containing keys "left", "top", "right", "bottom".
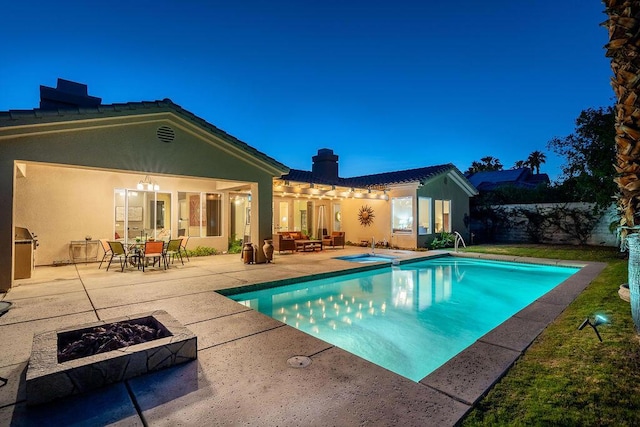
{"left": 578, "top": 314, "right": 608, "bottom": 342}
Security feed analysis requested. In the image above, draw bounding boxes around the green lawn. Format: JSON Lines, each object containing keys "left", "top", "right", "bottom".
{"left": 459, "top": 244, "right": 640, "bottom": 426}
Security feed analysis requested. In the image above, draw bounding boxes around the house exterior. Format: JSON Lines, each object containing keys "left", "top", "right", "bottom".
{"left": 466, "top": 168, "right": 550, "bottom": 192}
{"left": 0, "top": 79, "right": 288, "bottom": 290}
{"left": 274, "top": 149, "right": 478, "bottom": 249}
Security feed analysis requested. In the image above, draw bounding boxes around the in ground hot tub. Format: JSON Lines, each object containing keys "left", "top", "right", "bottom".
{"left": 335, "top": 253, "right": 399, "bottom": 264}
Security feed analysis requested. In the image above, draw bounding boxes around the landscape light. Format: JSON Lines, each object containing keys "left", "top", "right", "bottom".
{"left": 578, "top": 314, "right": 608, "bottom": 342}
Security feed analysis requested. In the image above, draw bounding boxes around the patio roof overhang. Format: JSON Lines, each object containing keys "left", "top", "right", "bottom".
{"left": 273, "top": 181, "right": 389, "bottom": 201}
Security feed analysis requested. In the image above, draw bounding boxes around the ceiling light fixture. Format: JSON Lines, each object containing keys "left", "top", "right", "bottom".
{"left": 137, "top": 175, "right": 159, "bottom": 191}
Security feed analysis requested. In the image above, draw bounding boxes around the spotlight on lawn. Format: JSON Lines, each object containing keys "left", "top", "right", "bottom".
{"left": 578, "top": 314, "right": 608, "bottom": 342}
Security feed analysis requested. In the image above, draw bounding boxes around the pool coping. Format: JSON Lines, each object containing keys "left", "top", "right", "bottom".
{"left": 220, "top": 251, "right": 606, "bottom": 413}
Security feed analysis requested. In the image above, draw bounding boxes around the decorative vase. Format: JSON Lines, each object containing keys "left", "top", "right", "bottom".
{"left": 627, "top": 234, "right": 640, "bottom": 333}
{"left": 263, "top": 239, "right": 274, "bottom": 263}
{"left": 242, "top": 242, "right": 254, "bottom": 264}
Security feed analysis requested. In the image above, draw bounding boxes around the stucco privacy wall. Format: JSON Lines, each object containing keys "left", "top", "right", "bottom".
{"left": 1, "top": 111, "right": 284, "bottom": 289}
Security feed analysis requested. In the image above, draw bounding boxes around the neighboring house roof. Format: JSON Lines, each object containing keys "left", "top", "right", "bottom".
{"left": 0, "top": 98, "right": 289, "bottom": 175}
{"left": 283, "top": 163, "right": 478, "bottom": 195}
{"left": 466, "top": 167, "right": 550, "bottom": 191}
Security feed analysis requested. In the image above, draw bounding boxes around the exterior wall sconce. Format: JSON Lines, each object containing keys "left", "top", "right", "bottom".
{"left": 578, "top": 314, "right": 608, "bottom": 342}
{"left": 137, "top": 175, "right": 159, "bottom": 191}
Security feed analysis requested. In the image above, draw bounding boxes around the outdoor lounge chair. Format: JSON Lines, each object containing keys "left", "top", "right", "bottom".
{"left": 323, "top": 231, "right": 345, "bottom": 248}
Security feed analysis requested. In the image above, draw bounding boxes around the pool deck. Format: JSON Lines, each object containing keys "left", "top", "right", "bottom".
{"left": 0, "top": 247, "right": 605, "bottom": 426}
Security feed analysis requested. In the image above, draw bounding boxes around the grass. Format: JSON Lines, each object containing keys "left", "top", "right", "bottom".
{"left": 459, "top": 244, "right": 640, "bottom": 426}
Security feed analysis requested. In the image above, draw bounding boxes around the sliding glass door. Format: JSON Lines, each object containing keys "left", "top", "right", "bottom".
{"left": 114, "top": 189, "right": 171, "bottom": 242}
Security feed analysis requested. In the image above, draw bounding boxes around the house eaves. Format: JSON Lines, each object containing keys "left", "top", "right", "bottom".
{"left": 0, "top": 99, "right": 289, "bottom": 177}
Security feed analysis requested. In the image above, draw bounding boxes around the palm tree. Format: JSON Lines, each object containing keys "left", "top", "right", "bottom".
{"left": 604, "top": 0, "right": 640, "bottom": 333}
{"left": 479, "top": 156, "right": 503, "bottom": 171}
{"left": 513, "top": 160, "right": 527, "bottom": 169}
{"left": 604, "top": 0, "right": 640, "bottom": 234}
{"left": 466, "top": 156, "right": 503, "bottom": 174}
{"left": 526, "top": 151, "right": 546, "bottom": 174}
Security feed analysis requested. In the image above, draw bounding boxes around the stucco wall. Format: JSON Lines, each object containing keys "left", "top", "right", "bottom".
{"left": 341, "top": 198, "right": 390, "bottom": 246}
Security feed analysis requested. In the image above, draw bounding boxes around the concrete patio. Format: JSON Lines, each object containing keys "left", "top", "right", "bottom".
{"left": 0, "top": 247, "right": 605, "bottom": 426}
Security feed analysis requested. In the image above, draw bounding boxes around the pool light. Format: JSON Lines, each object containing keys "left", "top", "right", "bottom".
{"left": 578, "top": 314, "right": 608, "bottom": 342}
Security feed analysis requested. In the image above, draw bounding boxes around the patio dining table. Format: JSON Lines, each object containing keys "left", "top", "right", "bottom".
{"left": 127, "top": 240, "right": 167, "bottom": 269}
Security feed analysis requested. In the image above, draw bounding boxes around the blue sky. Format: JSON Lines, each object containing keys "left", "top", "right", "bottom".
{"left": 1, "top": 1, "right": 613, "bottom": 181}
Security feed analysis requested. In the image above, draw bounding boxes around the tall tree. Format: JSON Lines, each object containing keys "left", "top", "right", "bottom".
{"left": 466, "top": 156, "right": 503, "bottom": 174}
{"left": 604, "top": 0, "right": 640, "bottom": 334}
{"left": 526, "top": 150, "right": 546, "bottom": 174}
{"left": 513, "top": 160, "right": 527, "bottom": 169}
{"left": 547, "top": 107, "right": 616, "bottom": 208}
{"left": 604, "top": 0, "right": 640, "bottom": 235}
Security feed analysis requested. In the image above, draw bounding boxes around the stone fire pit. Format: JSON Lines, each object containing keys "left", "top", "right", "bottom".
{"left": 26, "top": 310, "right": 197, "bottom": 405}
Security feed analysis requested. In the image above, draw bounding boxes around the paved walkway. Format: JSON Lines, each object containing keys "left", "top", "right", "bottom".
{"left": 0, "top": 247, "right": 605, "bottom": 426}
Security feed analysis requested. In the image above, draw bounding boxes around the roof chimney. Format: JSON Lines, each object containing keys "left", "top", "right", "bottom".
{"left": 312, "top": 148, "right": 339, "bottom": 181}
{"left": 39, "top": 78, "right": 102, "bottom": 109}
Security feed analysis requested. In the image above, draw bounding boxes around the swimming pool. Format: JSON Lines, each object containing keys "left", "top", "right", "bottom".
{"left": 229, "top": 256, "right": 579, "bottom": 381}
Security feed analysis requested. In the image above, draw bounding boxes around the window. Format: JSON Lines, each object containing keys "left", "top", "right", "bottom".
{"left": 434, "top": 200, "right": 451, "bottom": 233}
{"left": 392, "top": 197, "right": 413, "bottom": 232}
{"left": 178, "top": 191, "right": 222, "bottom": 237}
{"left": 418, "top": 197, "right": 431, "bottom": 235}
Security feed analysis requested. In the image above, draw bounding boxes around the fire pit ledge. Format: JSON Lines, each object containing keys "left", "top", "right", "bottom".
{"left": 26, "top": 310, "right": 197, "bottom": 405}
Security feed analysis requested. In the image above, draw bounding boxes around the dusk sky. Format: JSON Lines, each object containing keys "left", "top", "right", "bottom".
{"left": 2, "top": 1, "right": 613, "bottom": 181}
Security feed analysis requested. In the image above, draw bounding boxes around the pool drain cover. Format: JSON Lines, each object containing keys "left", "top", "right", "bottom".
{"left": 287, "top": 356, "right": 312, "bottom": 368}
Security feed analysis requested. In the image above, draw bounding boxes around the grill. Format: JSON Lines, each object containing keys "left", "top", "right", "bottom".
{"left": 14, "top": 227, "right": 38, "bottom": 279}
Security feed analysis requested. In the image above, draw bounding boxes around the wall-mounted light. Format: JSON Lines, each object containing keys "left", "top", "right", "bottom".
{"left": 578, "top": 314, "right": 608, "bottom": 342}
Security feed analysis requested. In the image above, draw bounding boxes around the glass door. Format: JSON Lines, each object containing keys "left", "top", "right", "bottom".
{"left": 278, "top": 201, "right": 289, "bottom": 231}
{"left": 114, "top": 189, "right": 171, "bottom": 243}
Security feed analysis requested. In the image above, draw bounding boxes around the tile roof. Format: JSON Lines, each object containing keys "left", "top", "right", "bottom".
{"left": 282, "top": 163, "right": 462, "bottom": 188}
{"left": 0, "top": 99, "right": 289, "bottom": 174}
{"left": 466, "top": 168, "right": 550, "bottom": 191}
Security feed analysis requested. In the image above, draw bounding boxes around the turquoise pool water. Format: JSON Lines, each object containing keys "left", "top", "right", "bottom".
{"left": 229, "top": 257, "right": 579, "bottom": 381}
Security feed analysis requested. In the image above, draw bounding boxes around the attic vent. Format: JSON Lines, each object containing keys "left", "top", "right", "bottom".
{"left": 157, "top": 126, "right": 175, "bottom": 143}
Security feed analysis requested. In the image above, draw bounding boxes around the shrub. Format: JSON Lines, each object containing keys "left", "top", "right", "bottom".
{"left": 187, "top": 246, "right": 218, "bottom": 257}
{"left": 430, "top": 232, "right": 455, "bottom": 249}
{"left": 228, "top": 237, "right": 243, "bottom": 254}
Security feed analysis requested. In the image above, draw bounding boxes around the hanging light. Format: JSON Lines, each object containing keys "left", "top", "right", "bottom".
{"left": 137, "top": 175, "right": 159, "bottom": 191}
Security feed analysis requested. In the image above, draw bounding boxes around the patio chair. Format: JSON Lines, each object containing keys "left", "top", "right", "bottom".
{"left": 323, "top": 232, "right": 345, "bottom": 249}
{"left": 165, "top": 238, "right": 184, "bottom": 265}
{"left": 139, "top": 241, "right": 166, "bottom": 272}
{"left": 179, "top": 236, "right": 190, "bottom": 262}
{"left": 106, "top": 241, "right": 130, "bottom": 272}
{"left": 98, "top": 239, "right": 112, "bottom": 269}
